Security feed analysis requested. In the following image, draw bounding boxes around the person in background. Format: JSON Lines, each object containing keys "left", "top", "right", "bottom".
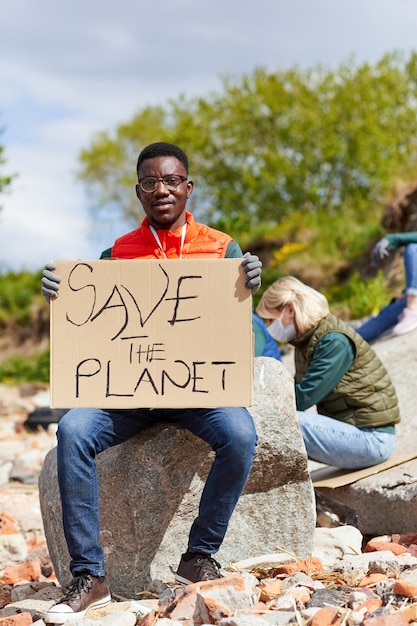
{"left": 252, "top": 312, "right": 282, "bottom": 360}
{"left": 40, "top": 142, "right": 262, "bottom": 623}
{"left": 256, "top": 276, "right": 400, "bottom": 470}
{"left": 356, "top": 233, "right": 417, "bottom": 341}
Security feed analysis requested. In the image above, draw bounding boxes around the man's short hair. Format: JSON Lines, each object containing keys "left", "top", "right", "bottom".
{"left": 137, "top": 142, "right": 189, "bottom": 175}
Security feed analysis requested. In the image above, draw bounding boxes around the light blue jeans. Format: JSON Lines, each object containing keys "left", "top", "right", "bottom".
{"left": 297, "top": 411, "right": 395, "bottom": 470}
{"left": 56, "top": 406, "right": 257, "bottom": 577}
{"left": 356, "top": 243, "right": 417, "bottom": 342}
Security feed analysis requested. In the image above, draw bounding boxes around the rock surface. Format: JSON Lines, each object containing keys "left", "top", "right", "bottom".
{"left": 38, "top": 357, "right": 316, "bottom": 597}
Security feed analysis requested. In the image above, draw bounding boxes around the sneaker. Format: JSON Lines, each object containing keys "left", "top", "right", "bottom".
{"left": 175, "top": 552, "right": 222, "bottom": 584}
{"left": 392, "top": 307, "right": 417, "bottom": 336}
{"left": 44, "top": 574, "right": 111, "bottom": 623}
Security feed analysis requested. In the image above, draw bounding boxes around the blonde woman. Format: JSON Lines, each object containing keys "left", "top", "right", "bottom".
{"left": 256, "top": 276, "right": 400, "bottom": 470}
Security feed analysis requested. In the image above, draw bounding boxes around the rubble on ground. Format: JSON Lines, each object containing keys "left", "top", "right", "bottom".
{"left": 3, "top": 525, "right": 417, "bottom": 625}
{"left": 0, "top": 322, "right": 417, "bottom": 626}
{"left": 0, "top": 391, "right": 416, "bottom": 625}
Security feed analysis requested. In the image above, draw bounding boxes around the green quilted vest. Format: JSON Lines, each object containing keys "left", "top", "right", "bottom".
{"left": 292, "top": 314, "right": 400, "bottom": 429}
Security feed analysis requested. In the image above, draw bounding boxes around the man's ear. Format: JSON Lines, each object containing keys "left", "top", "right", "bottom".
{"left": 186, "top": 180, "right": 194, "bottom": 199}
{"left": 135, "top": 184, "right": 141, "bottom": 200}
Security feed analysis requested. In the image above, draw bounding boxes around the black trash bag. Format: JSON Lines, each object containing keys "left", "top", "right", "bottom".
{"left": 23, "top": 407, "right": 69, "bottom": 432}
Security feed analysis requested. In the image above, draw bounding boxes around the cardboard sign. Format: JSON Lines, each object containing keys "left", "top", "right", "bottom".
{"left": 50, "top": 258, "right": 253, "bottom": 409}
{"left": 311, "top": 452, "right": 417, "bottom": 488}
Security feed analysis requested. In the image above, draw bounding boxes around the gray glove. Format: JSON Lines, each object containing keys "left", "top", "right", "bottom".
{"left": 41, "top": 262, "right": 61, "bottom": 303}
{"left": 241, "top": 252, "right": 262, "bottom": 294}
{"left": 371, "top": 237, "right": 391, "bottom": 267}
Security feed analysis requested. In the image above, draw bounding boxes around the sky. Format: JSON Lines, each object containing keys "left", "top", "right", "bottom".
{"left": 1, "top": 0, "right": 417, "bottom": 273}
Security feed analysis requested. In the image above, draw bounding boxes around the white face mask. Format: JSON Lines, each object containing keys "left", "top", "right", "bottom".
{"left": 267, "top": 318, "right": 297, "bottom": 343}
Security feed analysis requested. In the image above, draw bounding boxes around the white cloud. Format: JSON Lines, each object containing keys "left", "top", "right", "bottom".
{"left": 1, "top": 0, "right": 417, "bottom": 271}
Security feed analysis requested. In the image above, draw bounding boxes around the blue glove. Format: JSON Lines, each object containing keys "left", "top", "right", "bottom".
{"left": 371, "top": 237, "right": 391, "bottom": 267}
{"left": 241, "top": 252, "right": 262, "bottom": 294}
{"left": 41, "top": 262, "right": 61, "bottom": 303}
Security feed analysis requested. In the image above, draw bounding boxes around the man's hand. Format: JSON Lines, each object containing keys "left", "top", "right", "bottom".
{"left": 241, "top": 252, "right": 262, "bottom": 294}
{"left": 371, "top": 237, "right": 391, "bottom": 267}
{"left": 41, "top": 262, "right": 61, "bottom": 303}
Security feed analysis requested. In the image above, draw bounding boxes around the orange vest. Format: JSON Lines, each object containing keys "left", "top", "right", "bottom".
{"left": 111, "top": 212, "right": 233, "bottom": 259}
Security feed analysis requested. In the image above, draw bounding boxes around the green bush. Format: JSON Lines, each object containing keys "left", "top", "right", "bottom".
{"left": 0, "top": 270, "right": 43, "bottom": 325}
{"left": 0, "top": 348, "right": 50, "bottom": 384}
{"left": 327, "top": 270, "right": 392, "bottom": 319}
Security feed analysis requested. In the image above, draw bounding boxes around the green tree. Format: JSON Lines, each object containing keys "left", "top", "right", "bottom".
{"left": 181, "top": 53, "right": 417, "bottom": 236}
{"left": 78, "top": 52, "right": 417, "bottom": 235}
{"left": 77, "top": 52, "right": 417, "bottom": 306}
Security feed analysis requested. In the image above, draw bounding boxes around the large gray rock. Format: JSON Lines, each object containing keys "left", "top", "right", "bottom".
{"left": 317, "top": 458, "right": 417, "bottom": 535}
{"left": 39, "top": 357, "right": 315, "bottom": 597}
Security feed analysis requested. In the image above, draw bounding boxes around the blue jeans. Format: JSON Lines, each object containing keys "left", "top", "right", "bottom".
{"left": 297, "top": 411, "right": 395, "bottom": 470}
{"left": 56, "top": 406, "right": 257, "bottom": 577}
{"left": 356, "top": 243, "right": 417, "bottom": 342}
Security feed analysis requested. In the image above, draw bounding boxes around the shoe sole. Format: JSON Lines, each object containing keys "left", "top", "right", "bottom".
{"left": 175, "top": 573, "right": 194, "bottom": 585}
{"left": 392, "top": 321, "right": 417, "bottom": 336}
{"left": 44, "top": 593, "right": 112, "bottom": 623}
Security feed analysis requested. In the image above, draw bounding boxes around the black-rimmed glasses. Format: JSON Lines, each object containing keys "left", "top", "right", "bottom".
{"left": 138, "top": 175, "right": 188, "bottom": 193}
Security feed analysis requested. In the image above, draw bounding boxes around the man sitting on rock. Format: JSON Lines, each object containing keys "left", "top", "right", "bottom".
{"left": 40, "top": 142, "right": 261, "bottom": 623}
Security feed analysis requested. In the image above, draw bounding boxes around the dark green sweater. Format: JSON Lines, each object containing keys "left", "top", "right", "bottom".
{"left": 386, "top": 232, "right": 417, "bottom": 249}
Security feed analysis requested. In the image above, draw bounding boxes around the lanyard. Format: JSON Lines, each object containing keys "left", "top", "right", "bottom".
{"left": 149, "top": 223, "right": 187, "bottom": 259}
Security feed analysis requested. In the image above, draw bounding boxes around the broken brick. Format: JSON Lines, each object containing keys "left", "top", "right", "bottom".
{"left": 0, "top": 613, "right": 33, "bottom": 625}
{"left": 363, "top": 612, "right": 409, "bottom": 626}
{"left": 392, "top": 532, "right": 417, "bottom": 547}
{"left": 0, "top": 513, "right": 18, "bottom": 535}
{"left": 393, "top": 579, "right": 417, "bottom": 598}
{"left": 259, "top": 579, "right": 282, "bottom": 602}
{"left": 311, "top": 605, "right": 341, "bottom": 626}
{"left": 3, "top": 562, "right": 42, "bottom": 585}
{"left": 358, "top": 573, "right": 388, "bottom": 587}
{"left": 364, "top": 540, "right": 408, "bottom": 555}
{"left": 272, "top": 557, "right": 323, "bottom": 576}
